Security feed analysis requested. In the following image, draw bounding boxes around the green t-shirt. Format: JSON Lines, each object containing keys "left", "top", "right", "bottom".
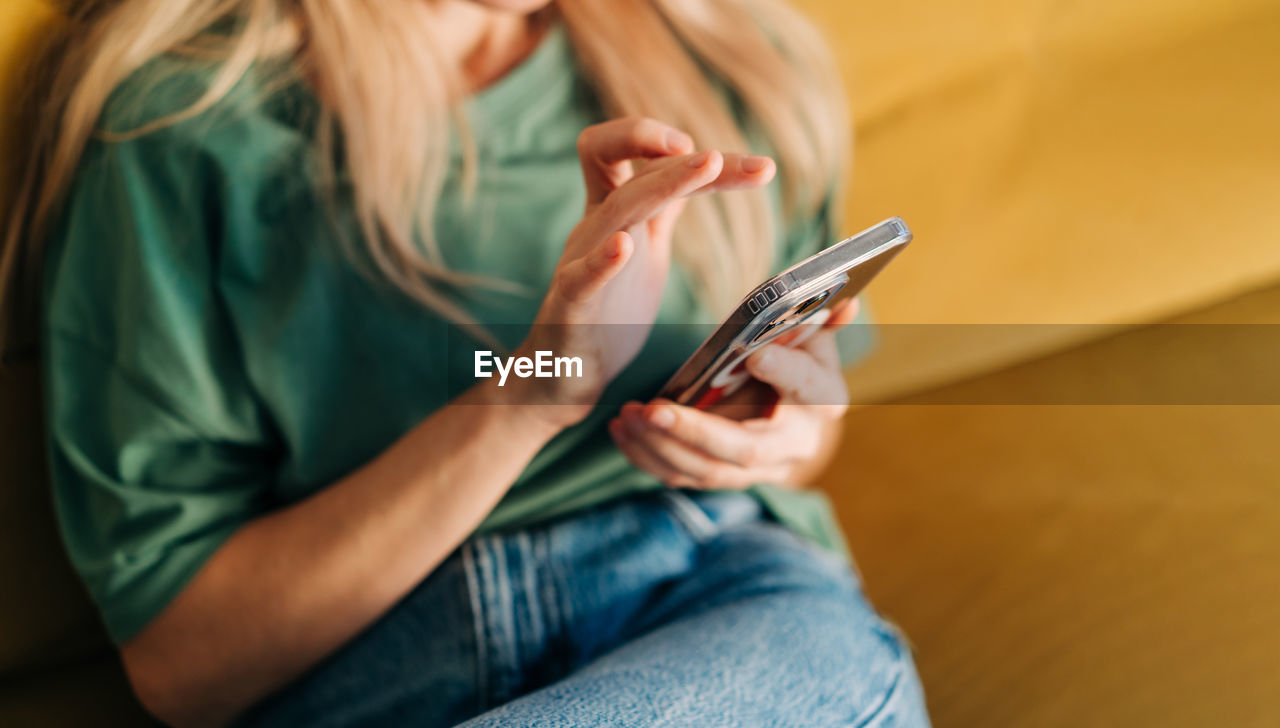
{"left": 42, "top": 25, "right": 874, "bottom": 643}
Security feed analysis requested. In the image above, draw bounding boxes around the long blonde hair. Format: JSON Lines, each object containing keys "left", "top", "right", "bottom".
{"left": 0, "top": 0, "right": 848, "bottom": 357}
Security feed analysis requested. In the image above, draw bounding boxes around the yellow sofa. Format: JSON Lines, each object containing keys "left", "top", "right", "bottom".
{"left": 3, "top": 0, "right": 1278, "bottom": 725}
{"left": 794, "top": 0, "right": 1280, "bottom": 726}
{"left": 1, "top": 4, "right": 150, "bottom": 726}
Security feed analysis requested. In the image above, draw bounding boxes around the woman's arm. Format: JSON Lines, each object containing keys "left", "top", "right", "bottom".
{"left": 120, "top": 380, "right": 559, "bottom": 728}
{"left": 118, "top": 118, "right": 776, "bottom": 728}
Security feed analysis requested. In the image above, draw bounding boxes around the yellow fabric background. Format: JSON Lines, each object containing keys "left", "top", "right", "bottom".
{"left": 0, "top": 4, "right": 146, "bottom": 727}
{"left": 791, "top": 0, "right": 1280, "bottom": 725}
{"left": 797, "top": 0, "right": 1280, "bottom": 399}
{"left": 818, "top": 288, "right": 1280, "bottom": 727}
{"left": 0, "top": 0, "right": 57, "bottom": 206}
{"left": 3, "top": 0, "right": 1278, "bottom": 725}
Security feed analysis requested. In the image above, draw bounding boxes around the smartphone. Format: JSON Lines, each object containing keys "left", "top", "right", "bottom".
{"left": 658, "top": 217, "right": 912, "bottom": 409}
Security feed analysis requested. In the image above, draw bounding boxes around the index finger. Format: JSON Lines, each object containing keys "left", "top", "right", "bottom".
{"left": 577, "top": 118, "right": 694, "bottom": 205}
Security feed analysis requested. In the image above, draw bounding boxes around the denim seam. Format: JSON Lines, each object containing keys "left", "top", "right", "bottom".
{"left": 486, "top": 534, "right": 520, "bottom": 703}
{"left": 851, "top": 620, "right": 914, "bottom": 727}
{"left": 545, "top": 526, "right": 576, "bottom": 646}
{"left": 461, "top": 541, "right": 490, "bottom": 713}
{"left": 852, "top": 655, "right": 906, "bottom": 728}
{"left": 515, "top": 531, "right": 546, "bottom": 663}
{"left": 533, "top": 529, "right": 564, "bottom": 648}
{"left": 659, "top": 490, "right": 717, "bottom": 543}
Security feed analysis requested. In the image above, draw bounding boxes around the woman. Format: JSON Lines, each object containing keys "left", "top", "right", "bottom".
{"left": 2, "top": 0, "right": 929, "bottom": 725}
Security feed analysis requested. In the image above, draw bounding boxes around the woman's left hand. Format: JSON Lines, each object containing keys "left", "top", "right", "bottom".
{"left": 609, "top": 298, "right": 860, "bottom": 489}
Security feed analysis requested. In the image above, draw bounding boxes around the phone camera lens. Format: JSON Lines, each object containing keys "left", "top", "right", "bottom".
{"left": 793, "top": 291, "right": 830, "bottom": 317}
{"left": 752, "top": 290, "right": 833, "bottom": 343}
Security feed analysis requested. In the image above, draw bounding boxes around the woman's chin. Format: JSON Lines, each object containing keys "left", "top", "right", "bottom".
{"left": 467, "top": 0, "right": 555, "bottom": 13}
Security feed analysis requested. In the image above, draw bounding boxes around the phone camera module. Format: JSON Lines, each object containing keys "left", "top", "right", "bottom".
{"left": 793, "top": 290, "right": 831, "bottom": 317}
{"left": 751, "top": 290, "right": 833, "bottom": 343}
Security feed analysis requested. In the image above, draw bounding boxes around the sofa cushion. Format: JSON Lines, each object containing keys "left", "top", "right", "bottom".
{"left": 0, "top": 359, "right": 153, "bottom": 725}
{"left": 1, "top": 2, "right": 151, "bottom": 724}
{"left": 819, "top": 282, "right": 1280, "bottom": 727}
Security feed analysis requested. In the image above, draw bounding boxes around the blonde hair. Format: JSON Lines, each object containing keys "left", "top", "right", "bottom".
{"left": 0, "top": 0, "right": 848, "bottom": 356}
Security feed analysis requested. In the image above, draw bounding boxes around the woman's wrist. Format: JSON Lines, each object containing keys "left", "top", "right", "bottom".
{"left": 463, "top": 375, "right": 576, "bottom": 445}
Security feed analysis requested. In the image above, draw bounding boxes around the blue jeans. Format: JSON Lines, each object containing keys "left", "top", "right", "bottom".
{"left": 237, "top": 490, "right": 930, "bottom": 727}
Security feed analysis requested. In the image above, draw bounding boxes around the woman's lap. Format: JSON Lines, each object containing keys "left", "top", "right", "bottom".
{"left": 237, "top": 490, "right": 929, "bottom": 727}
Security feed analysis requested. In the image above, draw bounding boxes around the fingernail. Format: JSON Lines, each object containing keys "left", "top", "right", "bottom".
{"left": 686, "top": 151, "right": 713, "bottom": 169}
{"left": 648, "top": 407, "right": 676, "bottom": 429}
{"left": 741, "top": 155, "right": 770, "bottom": 173}
{"left": 608, "top": 234, "right": 627, "bottom": 258}
{"left": 665, "top": 129, "right": 694, "bottom": 153}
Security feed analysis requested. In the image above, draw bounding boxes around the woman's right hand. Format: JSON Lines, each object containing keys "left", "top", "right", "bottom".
{"left": 514, "top": 118, "right": 776, "bottom": 427}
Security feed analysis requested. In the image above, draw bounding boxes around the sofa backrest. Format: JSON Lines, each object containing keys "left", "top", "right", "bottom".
{"left": 0, "top": 4, "right": 152, "bottom": 725}
{"left": 793, "top": 0, "right": 1280, "bottom": 400}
